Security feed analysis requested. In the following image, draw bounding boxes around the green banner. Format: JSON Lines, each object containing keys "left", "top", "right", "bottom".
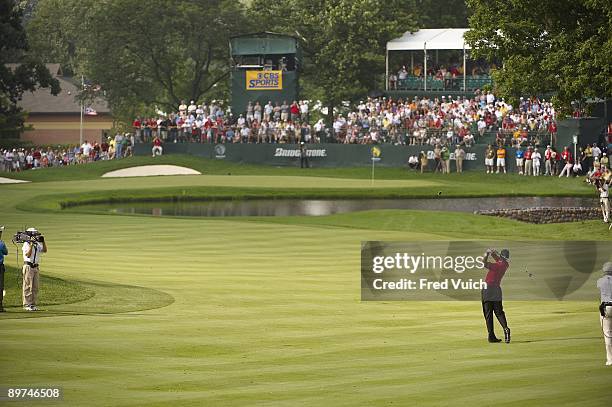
{"left": 136, "top": 143, "right": 493, "bottom": 170}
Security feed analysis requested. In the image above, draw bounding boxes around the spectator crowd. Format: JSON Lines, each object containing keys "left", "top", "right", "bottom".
{"left": 1, "top": 134, "right": 135, "bottom": 172}
{"left": 4, "top": 91, "right": 609, "bottom": 177}
{"left": 130, "top": 92, "right": 558, "bottom": 149}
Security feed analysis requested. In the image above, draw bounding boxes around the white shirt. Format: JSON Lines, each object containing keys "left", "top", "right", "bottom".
{"left": 597, "top": 275, "right": 612, "bottom": 302}
{"left": 593, "top": 146, "right": 602, "bottom": 159}
{"left": 22, "top": 242, "right": 43, "bottom": 265}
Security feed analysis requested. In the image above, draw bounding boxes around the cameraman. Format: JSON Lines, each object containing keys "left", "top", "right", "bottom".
{"left": 21, "top": 228, "right": 47, "bottom": 312}
{"left": 597, "top": 262, "right": 612, "bottom": 366}
{"left": 0, "top": 226, "right": 7, "bottom": 312}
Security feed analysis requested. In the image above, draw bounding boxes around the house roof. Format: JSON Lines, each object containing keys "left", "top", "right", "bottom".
{"left": 387, "top": 28, "right": 471, "bottom": 51}
{"left": 9, "top": 63, "right": 111, "bottom": 115}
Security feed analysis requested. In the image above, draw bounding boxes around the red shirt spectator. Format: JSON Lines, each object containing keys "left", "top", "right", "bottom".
{"left": 290, "top": 103, "right": 300, "bottom": 116}
{"left": 561, "top": 149, "right": 572, "bottom": 163}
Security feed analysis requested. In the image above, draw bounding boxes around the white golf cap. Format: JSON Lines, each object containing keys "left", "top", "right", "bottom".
{"left": 26, "top": 227, "right": 38, "bottom": 233}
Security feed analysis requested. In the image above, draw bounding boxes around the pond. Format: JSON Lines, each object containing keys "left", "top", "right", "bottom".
{"left": 67, "top": 196, "right": 597, "bottom": 217}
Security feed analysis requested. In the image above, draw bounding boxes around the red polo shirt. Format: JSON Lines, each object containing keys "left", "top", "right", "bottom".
{"left": 485, "top": 259, "right": 508, "bottom": 287}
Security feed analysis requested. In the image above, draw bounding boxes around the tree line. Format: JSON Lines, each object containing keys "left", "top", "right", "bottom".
{"left": 1, "top": 0, "right": 610, "bottom": 139}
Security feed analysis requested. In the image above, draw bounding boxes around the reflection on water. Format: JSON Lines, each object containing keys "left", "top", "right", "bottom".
{"left": 70, "top": 197, "right": 597, "bottom": 217}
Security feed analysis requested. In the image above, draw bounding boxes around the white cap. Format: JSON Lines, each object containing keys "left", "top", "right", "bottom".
{"left": 26, "top": 227, "right": 38, "bottom": 233}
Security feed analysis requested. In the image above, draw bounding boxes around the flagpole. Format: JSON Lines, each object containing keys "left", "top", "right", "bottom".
{"left": 79, "top": 75, "right": 84, "bottom": 145}
{"left": 371, "top": 157, "right": 375, "bottom": 186}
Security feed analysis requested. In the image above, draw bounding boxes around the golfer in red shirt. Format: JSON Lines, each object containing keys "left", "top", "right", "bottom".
{"left": 482, "top": 248, "right": 511, "bottom": 343}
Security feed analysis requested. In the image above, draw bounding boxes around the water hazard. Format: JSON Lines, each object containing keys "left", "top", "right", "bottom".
{"left": 67, "top": 196, "right": 597, "bottom": 217}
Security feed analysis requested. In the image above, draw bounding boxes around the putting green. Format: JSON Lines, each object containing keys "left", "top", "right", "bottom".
{"left": 0, "top": 159, "right": 610, "bottom": 406}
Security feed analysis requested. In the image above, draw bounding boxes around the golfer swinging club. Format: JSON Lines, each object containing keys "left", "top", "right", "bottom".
{"left": 481, "top": 248, "right": 511, "bottom": 343}
{"left": 597, "top": 262, "right": 612, "bottom": 366}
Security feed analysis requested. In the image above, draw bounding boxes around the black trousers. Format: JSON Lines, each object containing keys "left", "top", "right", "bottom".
{"left": 482, "top": 300, "right": 508, "bottom": 338}
{"left": 300, "top": 156, "right": 309, "bottom": 168}
{"left": 0, "top": 263, "right": 4, "bottom": 307}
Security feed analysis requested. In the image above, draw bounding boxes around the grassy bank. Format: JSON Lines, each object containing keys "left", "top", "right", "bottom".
{"left": 1, "top": 155, "right": 596, "bottom": 215}
{"left": 1, "top": 156, "right": 610, "bottom": 406}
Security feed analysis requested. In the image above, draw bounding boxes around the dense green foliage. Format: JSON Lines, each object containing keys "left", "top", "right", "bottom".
{"left": 28, "top": 0, "right": 251, "bottom": 120}
{"left": 23, "top": 0, "right": 612, "bottom": 121}
{"left": 0, "top": 0, "right": 59, "bottom": 142}
{"left": 25, "top": 0, "right": 473, "bottom": 122}
{"left": 466, "top": 0, "right": 612, "bottom": 114}
{"left": 417, "top": 0, "right": 469, "bottom": 28}
{"left": 249, "top": 0, "right": 417, "bottom": 121}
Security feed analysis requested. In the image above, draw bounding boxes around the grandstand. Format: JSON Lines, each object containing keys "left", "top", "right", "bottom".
{"left": 385, "top": 29, "right": 493, "bottom": 97}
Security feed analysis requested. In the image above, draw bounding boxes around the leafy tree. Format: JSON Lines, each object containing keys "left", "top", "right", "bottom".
{"left": 416, "top": 0, "right": 469, "bottom": 28}
{"left": 26, "top": 0, "right": 91, "bottom": 76}
{"left": 249, "top": 0, "right": 417, "bottom": 124}
{"left": 0, "top": 0, "right": 59, "bottom": 141}
{"left": 465, "top": 0, "right": 612, "bottom": 115}
{"left": 28, "top": 0, "right": 252, "bottom": 118}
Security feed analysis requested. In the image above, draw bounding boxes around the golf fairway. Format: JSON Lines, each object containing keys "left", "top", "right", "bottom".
{"left": 1, "top": 167, "right": 611, "bottom": 406}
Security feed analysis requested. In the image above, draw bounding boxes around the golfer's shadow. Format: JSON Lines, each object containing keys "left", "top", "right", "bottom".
{"left": 513, "top": 336, "right": 600, "bottom": 344}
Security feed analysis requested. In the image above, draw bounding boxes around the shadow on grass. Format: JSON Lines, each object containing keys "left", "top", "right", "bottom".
{"left": 513, "top": 336, "right": 600, "bottom": 344}
{"left": 1, "top": 265, "right": 174, "bottom": 319}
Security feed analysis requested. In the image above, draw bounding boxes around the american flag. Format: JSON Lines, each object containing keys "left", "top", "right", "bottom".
{"left": 84, "top": 107, "right": 98, "bottom": 116}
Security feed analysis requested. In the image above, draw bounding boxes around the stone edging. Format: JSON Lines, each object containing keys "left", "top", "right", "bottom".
{"left": 475, "top": 207, "right": 601, "bottom": 224}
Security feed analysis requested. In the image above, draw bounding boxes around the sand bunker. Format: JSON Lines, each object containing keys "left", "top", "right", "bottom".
{"left": 0, "top": 177, "right": 30, "bottom": 184}
{"left": 102, "top": 165, "right": 201, "bottom": 178}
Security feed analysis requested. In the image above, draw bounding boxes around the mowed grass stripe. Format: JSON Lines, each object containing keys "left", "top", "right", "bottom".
{"left": 0, "top": 165, "right": 610, "bottom": 406}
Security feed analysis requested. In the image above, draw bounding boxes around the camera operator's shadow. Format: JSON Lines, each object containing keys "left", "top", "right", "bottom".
{"left": 0, "top": 308, "right": 158, "bottom": 319}
{"left": 0, "top": 268, "right": 175, "bottom": 320}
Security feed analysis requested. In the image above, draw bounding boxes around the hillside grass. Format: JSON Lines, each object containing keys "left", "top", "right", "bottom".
{"left": 0, "top": 156, "right": 610, "bottom": 406}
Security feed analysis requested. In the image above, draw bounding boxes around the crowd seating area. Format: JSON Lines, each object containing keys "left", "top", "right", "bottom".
{"left": 1, "top": 136, "right": 134, "bottom": 172}
{"left": 389, "top": 64, "right": 494, "bottom": 91}
{"left": 130, "top": 92, "right": 558, "bottom": 147}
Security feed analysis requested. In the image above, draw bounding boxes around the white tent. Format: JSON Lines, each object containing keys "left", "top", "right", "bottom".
{"left": 385, "top": 28, "right": 471, "bottom": 91}
{"left": 387, "top": 28, "right": 470, "bottom": 51}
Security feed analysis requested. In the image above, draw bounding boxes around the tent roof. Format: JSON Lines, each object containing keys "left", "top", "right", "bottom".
{"left": 387, "top": 28, "right": 471, "bottom": 51}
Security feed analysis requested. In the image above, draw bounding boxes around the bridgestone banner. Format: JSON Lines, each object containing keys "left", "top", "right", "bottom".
{"left": 135, "top": 143, "right": 495, "bottom": 169}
